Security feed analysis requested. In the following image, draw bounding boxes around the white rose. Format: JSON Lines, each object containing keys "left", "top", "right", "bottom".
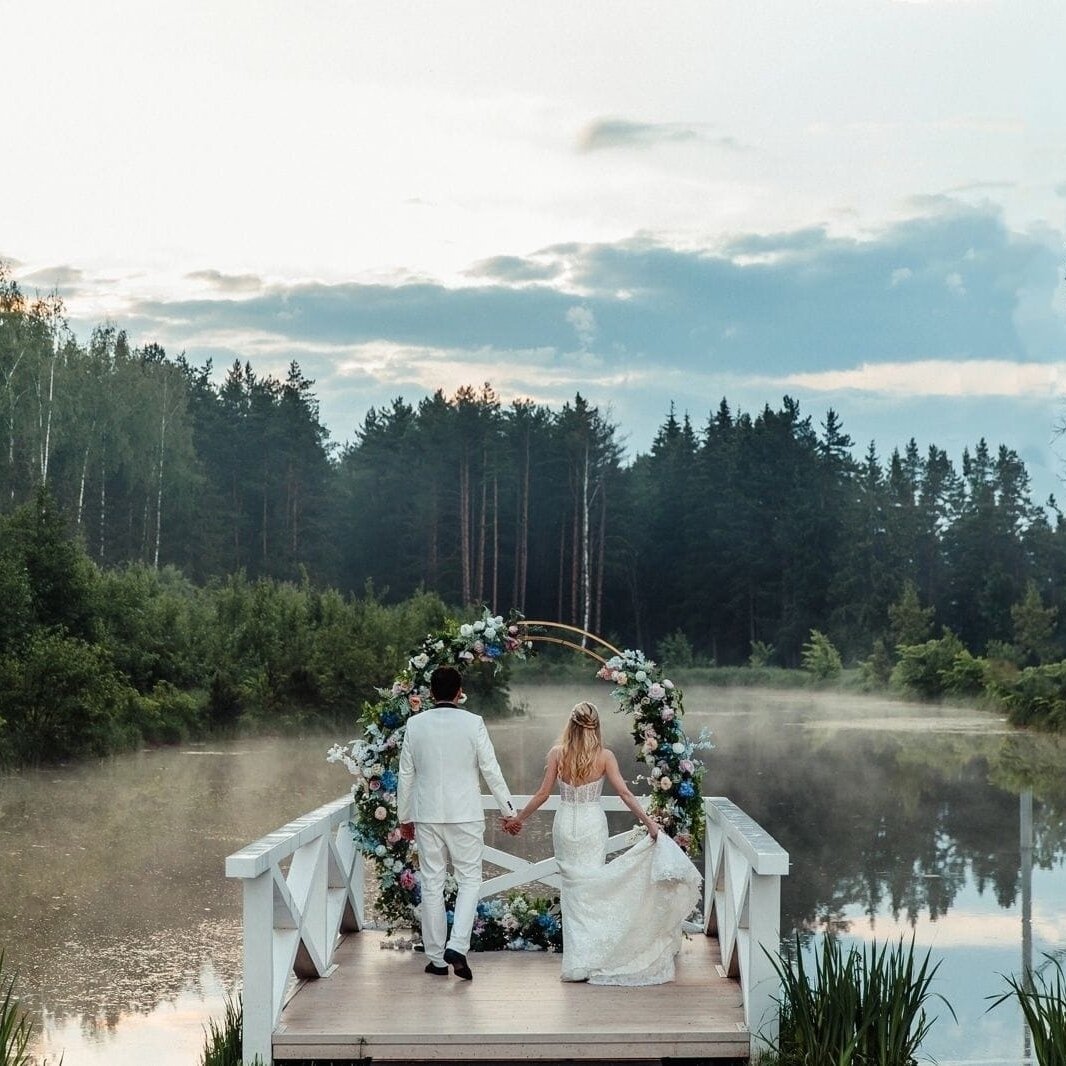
{"left": 672, "top": 742, "right": 685, "bottom": 755}
{"left": 392, "top": 859, "right": 404, "bottom": 872}
{"left": 635, "top": 670, "right": 647, "bottom": 682}
{"left": 412, "top": 652, "right": 429, "bottom": 669}
{"left": 485, "top": 627, "right": 497, "bottom": 640}
{"left": 460, "top": 623, "right": 473, "bottom": 638}
{"left": 494, "top": 615, "right": 504, "bottom": 627}
{"left": 375, "top": 845, "right": 387, "bottom": 857}
{"left": 434, "top": 640, "right": 445, "bottom": 652}
{"left": 664, "top": 679, "right": 674, "bottom": 689}
{"left": 659, "top": 776, "right": 673, "bottom": 791}
{"left": 473, "top": 620, "right": 485, "bottom": 632}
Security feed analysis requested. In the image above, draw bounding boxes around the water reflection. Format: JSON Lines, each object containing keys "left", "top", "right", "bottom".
{"left": 1, "top": 684, "right": 1064, "bottom": 1065}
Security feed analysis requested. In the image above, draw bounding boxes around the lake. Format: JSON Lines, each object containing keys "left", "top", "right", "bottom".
{"left": 3, "top": 682, "right": 1065, "bottom": 1065}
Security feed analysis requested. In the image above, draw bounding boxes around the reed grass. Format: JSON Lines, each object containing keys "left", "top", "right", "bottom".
{"left": 200, "top": 994, "right": 243, "bottom": 1066}
{"left": 988, "top": 955, "right": 1066, "bottom": 1066}
{"left": 0, "top": 952, "right": 60, "bottom": 1066}
{"left": 765, "top": 935, "right": 954, "bottom": 1065}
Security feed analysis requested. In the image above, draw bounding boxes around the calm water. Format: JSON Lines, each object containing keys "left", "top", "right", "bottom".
{"left": 3, "top": 683, "right": 1066, "bottom": 1064}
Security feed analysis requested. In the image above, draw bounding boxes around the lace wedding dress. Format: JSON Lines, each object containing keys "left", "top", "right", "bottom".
{"left": 552, "top": 777, "right": 703, "bottom": 985}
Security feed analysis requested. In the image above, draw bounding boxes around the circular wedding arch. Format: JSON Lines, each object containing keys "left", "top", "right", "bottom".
{"left": 328, "top": 608, "right": 706, "bottom": 947}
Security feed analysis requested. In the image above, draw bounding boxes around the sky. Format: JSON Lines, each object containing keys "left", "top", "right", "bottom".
{"left": 3, "top": 0, "right": 1066, "bottom": 500}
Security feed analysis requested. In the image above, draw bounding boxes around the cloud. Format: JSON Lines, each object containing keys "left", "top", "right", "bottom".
{"left": 577, "top": 117, "right": 744, "bottom": 153}
{"left": 768, "top": 360, "right": 1066, "bottom": 398}
{"left": 185, "top": 269, "right": 263, "bottom": 294}
{"left": 111, "top": 201, "right": 1064, "bottom": 409}
{"left": 466, "top": 255, "right": 561, "bottom": 283}
{"left": 566, "top": 305, "right": 597, "bottom": 348}
{"left": 21, "top": 264, "right": 84, "bottom": 287}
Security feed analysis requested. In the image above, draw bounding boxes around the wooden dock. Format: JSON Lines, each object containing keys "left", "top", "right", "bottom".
{"left": 226, "top": 794, "right": 788, "bottom": 1064}
{"left": 273, "top": 929, "right": 749, "bottom": 1062}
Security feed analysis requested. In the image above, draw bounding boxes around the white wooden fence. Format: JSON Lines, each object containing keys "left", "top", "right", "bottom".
{"left": 226, "top": 794, "right": 788, "bottom": 1064}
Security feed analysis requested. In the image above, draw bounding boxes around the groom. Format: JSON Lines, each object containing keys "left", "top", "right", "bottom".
{"left": 397, "top": 665, "right": 519, "bottom": 980}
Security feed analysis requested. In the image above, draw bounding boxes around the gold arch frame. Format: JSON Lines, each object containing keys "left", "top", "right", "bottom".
{"left": 518, "top": 620, "right": 623, "bottom": 666}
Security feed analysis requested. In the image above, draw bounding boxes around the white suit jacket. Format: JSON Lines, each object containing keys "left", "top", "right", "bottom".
{"left": 396, "top": 702, "right": 516, "bottom": 824}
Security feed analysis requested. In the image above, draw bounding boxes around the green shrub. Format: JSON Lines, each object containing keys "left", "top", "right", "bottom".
{"left": 940, "top": 648, "right": 988, "bottom": 697}
{"left": 801, "top": 630, "right": 842, "bottom": 680}
{"left": 0, "top": 630, "right": 134, "bottom": 763}
{"left": 891, "top": 630, "right": 966, "bottom": 699}
{"left": 987, "top": 662, "right": 1066, "bottom": 729}
{"left": 860, "top": 637, "right": 893, "bottom": 688}
{"left": 657, "top": 629, "right": 695, "bottom": 668}
{"left": 748, "top": 640, "right": 775, "bottom": 668}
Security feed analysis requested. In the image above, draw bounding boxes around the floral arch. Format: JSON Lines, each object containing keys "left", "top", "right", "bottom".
{"left": 328, "top": 607, "right": 707, "bottom": 949}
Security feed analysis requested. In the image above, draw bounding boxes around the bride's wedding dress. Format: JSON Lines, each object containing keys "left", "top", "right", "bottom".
{"left": 552, "top": 776, "right": 703, "bottom": 985}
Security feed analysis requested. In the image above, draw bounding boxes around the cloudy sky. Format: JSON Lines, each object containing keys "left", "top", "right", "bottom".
{"left": 4, "top": 0, "right": 1066, "bottom": 498}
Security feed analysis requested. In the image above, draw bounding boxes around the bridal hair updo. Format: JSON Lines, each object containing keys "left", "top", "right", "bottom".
{"left": 557, "top": 701, "right": 603, "bottom": 784}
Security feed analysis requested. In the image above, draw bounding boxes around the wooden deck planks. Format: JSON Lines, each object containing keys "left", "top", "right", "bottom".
{"left": 274, "top": 930, "right": 749, "bottom": 1061}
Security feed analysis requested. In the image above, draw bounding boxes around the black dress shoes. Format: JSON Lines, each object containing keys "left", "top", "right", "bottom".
{"left": 443, "top": 948, "right": 473, "bottom": 981}
{"left": 424, "top": 961, "right": 449, "bottom": 976}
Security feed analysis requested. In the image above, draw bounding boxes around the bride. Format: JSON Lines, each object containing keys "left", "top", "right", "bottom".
{"left": 507, "top": 701, "right": 702, "bottom": 984}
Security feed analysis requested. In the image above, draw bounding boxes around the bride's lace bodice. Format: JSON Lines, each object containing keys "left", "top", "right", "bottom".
{"left": 559, "top": 776, "right": 604, "bottom": 805}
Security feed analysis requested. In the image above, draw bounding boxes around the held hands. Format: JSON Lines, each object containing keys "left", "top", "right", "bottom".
{"left": 500, "top": 816, "right": 523, "bottom": 836}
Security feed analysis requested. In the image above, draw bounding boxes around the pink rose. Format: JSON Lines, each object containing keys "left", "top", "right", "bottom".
{"left": 680, "top": 759, "right": 694, "bottom": 774}
{"left": 408, "top": 694, "right": 422, "bottom": 711}
{"left": 675, "top": 834, "right": 691, "bottom": 851}
{"left": 659, "top": 776, "right": 673, "bottom": 791}
{"left": 374, "top": 806, "right": 388, "bottom": 820}
{"left": 642, "top": 738, "right": 658, "bottom": 754}
{"left": 661, "top": 707, "right": 675, "bottom": 721}
{"left": 387, "top": 828, "right": 402, "bottom": 845}
{"left": 369, "top": 778, "right": 381, "bottom": 791}
{"left": 615, "top": 672, "right": 628, "bottom": 685}
{"left": 399, "top": 869, "right": 416, "bottom": 890}
{"left": 509, "top": 625, "right": 519, "bottom": 635}
{"left": 647, "top": 682, "right": 666, "bottom": 700}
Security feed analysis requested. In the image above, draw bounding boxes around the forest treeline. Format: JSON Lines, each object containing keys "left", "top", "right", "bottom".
{"left": 4, "top": 267, "right": 1065, "bottom": 664}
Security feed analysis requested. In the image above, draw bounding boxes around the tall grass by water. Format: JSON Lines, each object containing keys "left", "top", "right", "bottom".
{"left": 0, "top": 953, "right": 59, "bottom": 1066}
{"left": 989, "top": 956, "right": 1066, "bottom": 1066}
{"left": 763, "top": 935, "right": 953, "bottom": 1066}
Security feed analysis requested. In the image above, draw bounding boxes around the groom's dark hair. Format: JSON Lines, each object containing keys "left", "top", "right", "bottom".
{"left": 430, "top": 666, "right": 463, "bottom": 702}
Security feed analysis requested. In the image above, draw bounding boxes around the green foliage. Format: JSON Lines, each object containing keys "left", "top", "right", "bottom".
{"left": 1012, "top": 581, "right": 1059, "bottom": 666}
{"left": 888, "top": 581, "right": 935, "bottom": 648}
{"left": 749, "top": 639, "right": 775, "bottom": 668}
{"left": 0, "top": 630, "right": 134, "bottom": 763}
{"left": 987, "top": 662, "right": 1066, "bottom": 729}
{"left": 988, "top": 957, "right": 1066, "bottom": 1066}
{"left": 891, "top": 630, "right": 966, "bottom": 699}
{"left": 657, "top": 628, "right": 695, "bottom": 668}
{"left": 766, "top": 935, "right": 953, "bottom": 1066}
{"left": 200, "top": 994, "right": 242, "bottom": 1066}
{"left": 860, "top": 637, "right": 893, "bottom": 688}
{"left": 801, "top": 630, "right": 842, "bottom": 680}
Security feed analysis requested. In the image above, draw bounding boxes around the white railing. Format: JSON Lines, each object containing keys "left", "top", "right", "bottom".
{"left": 226, "top": 793, "right": 787, "bottom": 1064}
{"left": 703, "top": 796, "right": 790, "bottom": 1051}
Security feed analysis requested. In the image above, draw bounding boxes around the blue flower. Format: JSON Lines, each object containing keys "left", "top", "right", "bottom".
{"left": 381, "top": 711, "right": 401, "bottom": 729}
{"left": 486, "top": 644, "right": 502, "bottom": 658}
{"left": 677, "top": 780, "right": 695, "bottom": 799}
{"left": 381, "top": 770, "right": 398, "bottom": 793}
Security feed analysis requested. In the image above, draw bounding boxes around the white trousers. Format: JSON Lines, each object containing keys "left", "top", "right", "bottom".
{"left": 415, "top": 820, "right": 484, "bottom": 966}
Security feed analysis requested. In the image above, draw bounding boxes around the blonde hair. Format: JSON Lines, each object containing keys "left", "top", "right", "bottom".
{"left": 557, "top": 701, "right": 603, "bottom": 784}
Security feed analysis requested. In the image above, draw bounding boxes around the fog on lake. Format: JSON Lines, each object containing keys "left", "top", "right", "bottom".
{"left": 3, "top": 682, "right": 1065, "bottom": 1065}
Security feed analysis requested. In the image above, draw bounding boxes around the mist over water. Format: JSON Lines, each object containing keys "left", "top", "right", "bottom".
{"left": 3, "top": 682, "right": 1065, "bottom": 1064}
